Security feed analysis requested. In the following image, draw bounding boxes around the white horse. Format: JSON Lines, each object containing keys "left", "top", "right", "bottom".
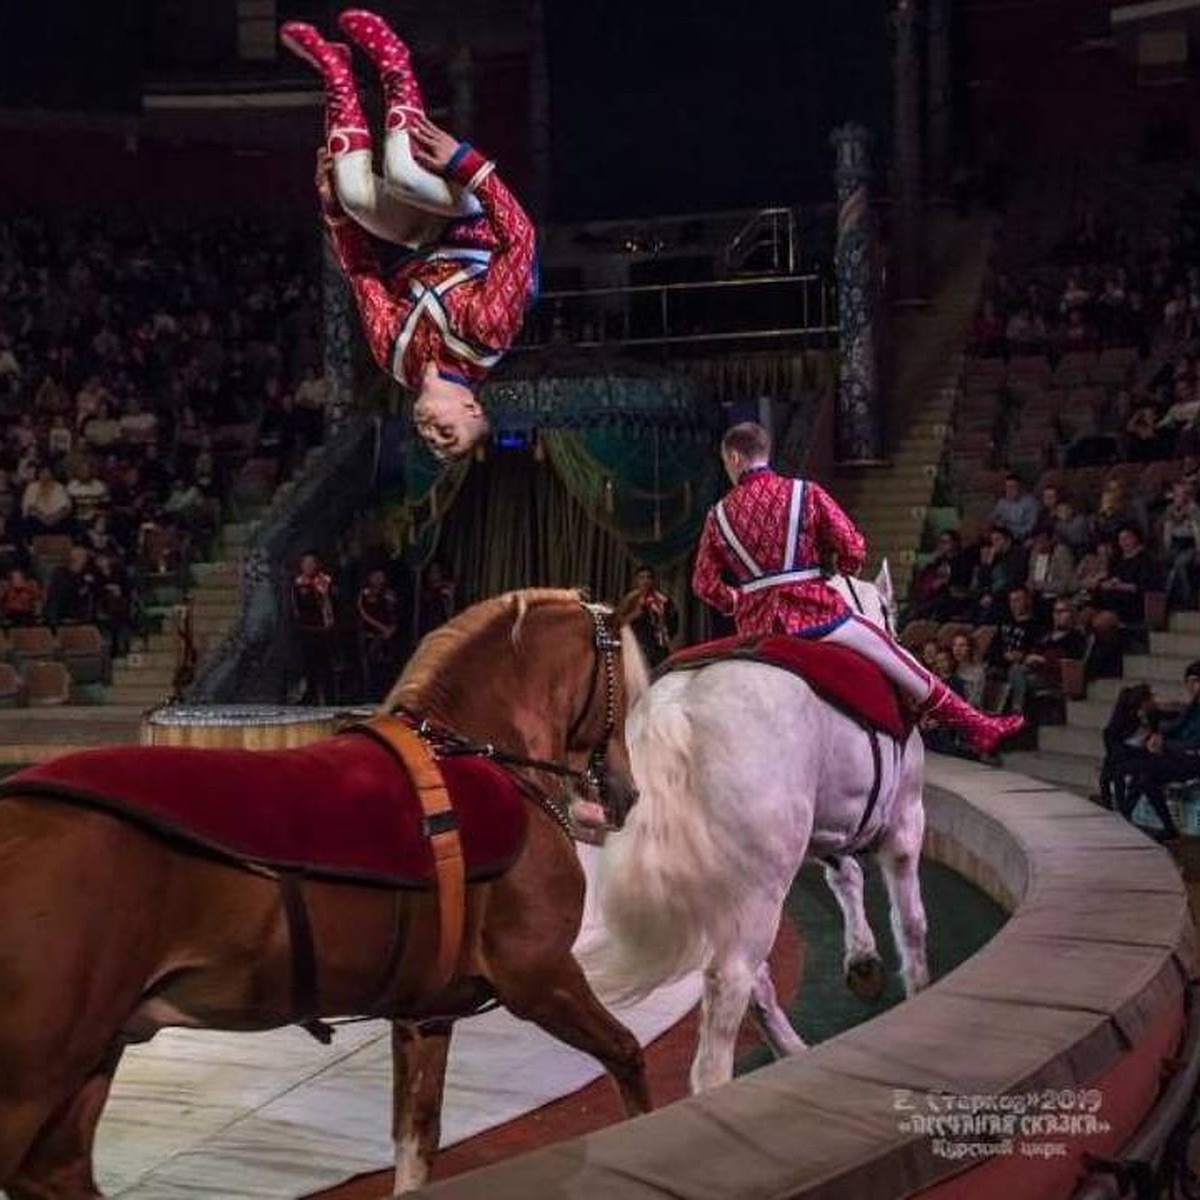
{"left": 581, "top": 563, "right": 930, "bottom": 1092}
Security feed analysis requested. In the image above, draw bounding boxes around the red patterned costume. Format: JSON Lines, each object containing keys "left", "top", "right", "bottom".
{"left": 326, "top": 153, "right": 536, "bottom": 392}
{"left": 693, "top": 465, "right": 1024, "bottom": 755}
{"left": 283, "top": 12, "right": 536, "bottom": 396}
{"left": 693, "top": 467, "right": 864, "bottom": 636}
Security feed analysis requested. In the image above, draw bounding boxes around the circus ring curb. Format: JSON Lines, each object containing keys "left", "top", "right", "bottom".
{"left": 408, "top": 756, "right": 1198, "bottom": 1200}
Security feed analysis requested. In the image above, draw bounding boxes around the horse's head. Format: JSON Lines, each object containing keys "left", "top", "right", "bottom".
{"left": 827, "top": 561, "right": 897, "bottom": 635}
{"left": 388, "top": 589, "right": 640, "bottom": 831}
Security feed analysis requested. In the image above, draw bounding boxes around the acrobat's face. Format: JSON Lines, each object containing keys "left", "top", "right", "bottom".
{"left": 413, "top": 374, "right": 490, "bottom": 461}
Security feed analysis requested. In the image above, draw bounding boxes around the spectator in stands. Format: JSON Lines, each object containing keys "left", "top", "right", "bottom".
{"left": 1026, "top": 524, "right": 1075, "bottom": 620}
{"left": 0, "top": 568, "right": 42, "bottom": 626}
{"left": 975, "top": 526, "right": 1028, "bottom": 619}
{"left": 357, "top": 567, "right": 400, "bottom": 700}
{"left": 949, "top": 632, "right": 986, "bottom": 707}
{"left": 1018, "top": 598, "right": 1088, "bottom": 706}
{"left": 910, "top": 529, "right": 977, "bottom": 621}
{"left": 47, "top": 415, "right": 72, "bottom": 460}
{"left": 82, "top": 400, "right": 122, "bottom": 452}
{"left": 1052, "top": 494, "right": 1092, "bottom": 555}
{"left": 1091, "top": 479, "right": 1145, "bottom": 544}
{"left": 991, "top": 474, "right": 1038, "bottom": 541}
{"left": 1095, "top": 525, "right": 1160, "bottom": 625}
{"left": 417, "top": 560, "right": 457, "bottom": 639}
{"left": 45, "top": 546, "right": 98, "bottom": 627}
{"left": 920, "top": 647, "right": 975, "bottom": 759}
{"left": 989, "top": 586, "right": 1046, "bottom": 712}
{"left": 21, "top": 465, "right": 73, "bottom": 537}
{"left": 1129, "top": 663, "right": 1200, "bottom": 842}
{"left": 94, "top": 551, "right": 134, "bottom": 657}
{"left": 66, "top": 461, "right": 109, "bottom": 526}
{"left": 1101, "top": 684, "right": 1156, "bottom": 822}
{"left": 1163, "top": 480, "right": 1200, "bottom": 610}
{"left": 119, "top": 395, "right": 158, "bottom": 449}
{"left": 617, "top": 565, "right": 679, "bottom": 668}
{"left": 1124, "top": 399, "right": 1164, "bottom": 461}
{"left": 291, "top": 551, "right": 337, "bottom": 705}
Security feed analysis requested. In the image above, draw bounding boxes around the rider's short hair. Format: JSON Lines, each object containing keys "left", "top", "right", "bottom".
{"left": 722, "top": 422, "right": 771, "bottom": 460}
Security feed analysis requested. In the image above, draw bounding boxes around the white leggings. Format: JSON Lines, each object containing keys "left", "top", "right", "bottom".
{"left": 819, "top": 614, "right": 935, "bottom": 703}
{"left": 333, "top": 135, "right": 481, "bottom": 248}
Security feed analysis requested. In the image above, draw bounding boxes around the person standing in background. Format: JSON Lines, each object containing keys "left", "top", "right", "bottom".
{"left": 291, "top": 552, "right": 337, "bottom": 705}
{"left": 617, "top": 565, "right": 679, "bottom": 668}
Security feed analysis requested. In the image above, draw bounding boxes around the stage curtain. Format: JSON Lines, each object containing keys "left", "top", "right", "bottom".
{"left": 424, "top": 448, "right": 708, "bottom": 636}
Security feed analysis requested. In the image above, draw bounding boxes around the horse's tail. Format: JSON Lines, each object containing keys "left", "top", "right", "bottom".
{"left": 579, "top": 679, "right": 731, "bottom": 1004}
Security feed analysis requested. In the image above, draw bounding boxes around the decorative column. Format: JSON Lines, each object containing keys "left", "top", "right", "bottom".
{"left": 926, "top": 0, "right": 952, "bottom": 203}
{"left": 891, "top": 0, "right": 928, "bottom": 304}
{"left": 322, "top": 240, "right": 354, "bottom": 436}
{"left": 831, "top": 123, "right": 885, "bottom": 464}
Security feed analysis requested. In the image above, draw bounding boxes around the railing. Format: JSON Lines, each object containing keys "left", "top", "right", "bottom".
{"left": 722, "top": 206, "right": 798, "bottom": 276}
{"left": 515, "top": 272, "right": 837, "bottom": 354}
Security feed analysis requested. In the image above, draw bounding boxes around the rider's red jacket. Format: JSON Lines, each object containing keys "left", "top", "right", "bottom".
{"left": 692, "top": 466, "right": 866, "bottom": 636}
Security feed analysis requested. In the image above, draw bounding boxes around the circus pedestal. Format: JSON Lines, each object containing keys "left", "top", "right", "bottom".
{"left": 831, "top": 123, "right": 885, "bottom": 465}
{"left": 141, "top": 704, "right": 371, "bottom": 751}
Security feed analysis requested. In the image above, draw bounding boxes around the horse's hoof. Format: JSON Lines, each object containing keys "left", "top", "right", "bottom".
{"left": 845, "top": 955, "right": 887, "bottom": 1001}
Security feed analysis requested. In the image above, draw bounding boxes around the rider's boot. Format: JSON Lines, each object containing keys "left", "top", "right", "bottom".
{"left": 920, "top": 678, "right": 1025, "bottom": 757}
{"left": 338, "top": 10, "right": 424, "bottom": 132}
{"left": 280, "top": 24, "right": 371, "bottom": 156}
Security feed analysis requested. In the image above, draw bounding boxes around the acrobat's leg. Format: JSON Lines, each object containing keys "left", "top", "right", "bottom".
{"left": 339, "top": 11, "right": 482, "bottom": 219}
{"left": 282, "top": 22, "right": 438, "bottom": 246}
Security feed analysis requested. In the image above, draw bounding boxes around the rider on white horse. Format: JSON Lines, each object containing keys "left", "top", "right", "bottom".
{"left": 693, "top": 421, "right": 1024, "bottom": 756}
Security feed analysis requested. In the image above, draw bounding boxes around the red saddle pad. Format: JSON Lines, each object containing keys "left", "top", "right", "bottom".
{"left": 0, "top": 730, "right": 528, "bottom": 888}
{"left": 660, "top": 635, "right": 911, "bottom": 741}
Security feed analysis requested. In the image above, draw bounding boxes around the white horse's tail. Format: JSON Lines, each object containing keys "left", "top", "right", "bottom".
{"left": 579, "top": 680, "right": 736, "bottom": 1005}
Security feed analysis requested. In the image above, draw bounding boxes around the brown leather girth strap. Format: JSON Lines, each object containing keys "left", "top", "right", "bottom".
{"left": 278, "top": 870, "right": 333, "bottom": 1044}
{"left": 349, "top": 715, "right": 465, "bottom": 996}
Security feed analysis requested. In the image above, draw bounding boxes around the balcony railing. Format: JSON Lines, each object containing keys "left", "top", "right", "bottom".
{"left": 514, "top": 272, "right": 838, "bottom": 355}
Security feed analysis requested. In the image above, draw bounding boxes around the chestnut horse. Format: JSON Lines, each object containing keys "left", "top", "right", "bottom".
{"left": 0, "top": 589, "right": 649, "bottom": 1198}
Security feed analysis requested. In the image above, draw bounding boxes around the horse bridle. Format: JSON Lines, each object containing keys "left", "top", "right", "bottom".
{"left": 844, "top": 574, "right": 894, "bottom": 636}
{"left": 390, "top": 601, "right": 623, "bottom": 832}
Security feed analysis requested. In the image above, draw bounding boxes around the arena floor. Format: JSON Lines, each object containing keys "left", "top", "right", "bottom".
{"left": 89, "top": 845, "right": 1002, "bottom": 1200}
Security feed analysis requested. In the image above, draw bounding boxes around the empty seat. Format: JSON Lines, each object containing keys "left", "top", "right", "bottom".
{"left": 24, "top": 661, "right": 71, "bottom": 707}
{"left": 0, "top": 662, "right": 20, "bottom": 708}
{"left": 58, "top": 624, "right": 108, "bottom": 684}
{"left": 9, "top": 625, "right": 57, "bottom": 665}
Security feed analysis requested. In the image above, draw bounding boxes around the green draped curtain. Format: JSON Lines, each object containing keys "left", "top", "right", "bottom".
{"left": 427, "top": 448, "right": 710, "bottom": 636}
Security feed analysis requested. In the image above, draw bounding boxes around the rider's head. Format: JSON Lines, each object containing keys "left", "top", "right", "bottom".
{"left": 413, "top": 366, "right": 491, "bottom": 462}
{"left": 721, "top": 422, "right": 771, "bottom": 484}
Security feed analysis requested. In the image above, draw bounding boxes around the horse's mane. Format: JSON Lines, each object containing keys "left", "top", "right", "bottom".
{"left": 388, "top": 588, "right": 584, "bottom": 709}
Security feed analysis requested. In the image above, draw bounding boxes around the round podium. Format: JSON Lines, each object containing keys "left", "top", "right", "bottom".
{"left": 141, "top": 704, "right": 375, "bottom": 751}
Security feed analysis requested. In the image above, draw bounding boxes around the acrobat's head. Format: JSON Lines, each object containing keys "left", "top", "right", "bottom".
{"left": 413, "top": 365, "right": 491, "bottom": 461}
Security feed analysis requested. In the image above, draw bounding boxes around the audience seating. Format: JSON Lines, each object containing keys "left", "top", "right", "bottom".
{"left": 58, "top": 624, "right": 108, "bottom": 684}
{"left": 24, "top": 661, "right": 71, "bottom": 706}
{"left": 9, "top": 625, "right": 56, "bottom": 667}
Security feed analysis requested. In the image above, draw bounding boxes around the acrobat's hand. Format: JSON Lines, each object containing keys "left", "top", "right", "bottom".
{"left": 410, "top": 114, "right": 460, "bottom": 176}
{"left": 314, "top": 148, "right": 343, "bottom": 221}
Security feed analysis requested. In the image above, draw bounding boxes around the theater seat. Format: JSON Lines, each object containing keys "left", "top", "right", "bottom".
{"left": 24, "top": 661, "right": 71, "bottom": 707}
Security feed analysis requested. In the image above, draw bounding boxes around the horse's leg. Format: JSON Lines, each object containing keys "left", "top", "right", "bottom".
{"left": 390, "top": 1020, "right": 452, "bottom": 1195}
{"left": 875, "top": 737, "right": 930, "bottom": 996}
{"left": 690, "top": 953, "right": 755, "bottom": 1093}
{"left": 748, "top": 961, "right": 805, "bottom": 1059}
{"left": 6, "top": 1041, "right": 123, "bottom": 1200}
{"left": 821, "top": 855, "right": 886, "bottom": 1001}
{"left": 493, "top": 954, "right": 651, "bottom": 1117}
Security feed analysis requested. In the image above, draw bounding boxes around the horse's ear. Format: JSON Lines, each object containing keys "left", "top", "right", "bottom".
{"left": 620, "top": 625, "right": 651, "bottom": 709}
{"left": 874, "top": 558, "right": 894, "bottom": 610}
